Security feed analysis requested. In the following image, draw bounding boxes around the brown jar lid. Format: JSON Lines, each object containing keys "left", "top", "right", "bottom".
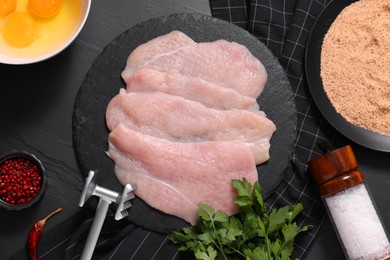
{"left": 308, "top": 145, "right": 358, "bottom": 185}
{"left": 319, "top": 170, "right": 365, "bottom": 196}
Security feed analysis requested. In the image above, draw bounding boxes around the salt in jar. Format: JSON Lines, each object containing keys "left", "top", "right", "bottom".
{"left": 308, "top": 145, "right": 390, "bottom": 260}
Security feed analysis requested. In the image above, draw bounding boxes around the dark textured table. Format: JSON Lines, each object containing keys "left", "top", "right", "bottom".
{"left": 0, "top": 1, "right": 389, "bottom": 259}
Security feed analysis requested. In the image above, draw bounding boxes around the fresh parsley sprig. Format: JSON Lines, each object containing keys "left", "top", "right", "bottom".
{"left": 169, "top": 178, "right": 310, "bottom": 260}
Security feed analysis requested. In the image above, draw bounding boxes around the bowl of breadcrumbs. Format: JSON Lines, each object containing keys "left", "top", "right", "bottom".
{"left": 320, "top": 0, "right": 390, "bottom": 137}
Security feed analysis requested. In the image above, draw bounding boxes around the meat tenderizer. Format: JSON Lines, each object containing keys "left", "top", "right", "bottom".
{"left": 79, "top": 170, "right": 137, "bottom": 260}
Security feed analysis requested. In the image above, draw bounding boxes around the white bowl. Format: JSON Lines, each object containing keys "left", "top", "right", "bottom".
{"left": 0, "top": 0, "right": 91, "bottom": 65}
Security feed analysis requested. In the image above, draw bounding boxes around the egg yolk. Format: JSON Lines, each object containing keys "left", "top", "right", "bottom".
{"left": 0, "top": 0, "right": 16, "bottom": 18}
{"left": 29, "top": 0, "right": 62, "bottom": 18}
{"left": 2, "top": 12, "right": 38, "bottom": 46}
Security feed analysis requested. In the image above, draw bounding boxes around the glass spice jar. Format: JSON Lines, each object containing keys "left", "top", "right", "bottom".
{"left": 308, "top": 145, "right": 390, "bottom": 260}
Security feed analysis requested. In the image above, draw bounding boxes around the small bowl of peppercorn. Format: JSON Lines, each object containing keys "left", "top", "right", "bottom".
{"left": 0, "top": 150, "right": 46, "bottom": 210}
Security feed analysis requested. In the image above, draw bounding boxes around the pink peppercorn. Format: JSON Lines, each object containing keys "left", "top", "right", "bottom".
{"left": 0, "top": 154, "right": 44, "bottom": 206}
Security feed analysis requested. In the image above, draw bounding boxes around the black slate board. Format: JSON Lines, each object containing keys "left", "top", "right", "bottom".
{"left": 305, "top": 0, "right": 390, "bottom": 152}
{"left": 73, "top": 14, "right": 297, "bottom": 233}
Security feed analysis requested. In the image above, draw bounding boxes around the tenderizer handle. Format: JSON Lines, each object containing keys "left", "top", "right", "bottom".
{"left": 80, "top": 198, "right": 111, "bottom": 260}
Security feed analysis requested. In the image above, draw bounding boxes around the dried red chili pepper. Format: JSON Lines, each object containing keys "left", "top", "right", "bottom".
{"left": 28, "top": 207, "right": 62, "bottom": 260}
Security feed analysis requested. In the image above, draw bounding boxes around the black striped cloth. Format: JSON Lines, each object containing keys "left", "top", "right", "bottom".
{"left": 11, "top": 0, "right": 348, "bottom": 259}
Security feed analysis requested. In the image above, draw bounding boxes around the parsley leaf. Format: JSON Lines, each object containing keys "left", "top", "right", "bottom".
{"left": 169, "top": 178, "right": 311, "bottom": 259}
{"left": 195, "top": 246, "right": 217, "bottom": 260}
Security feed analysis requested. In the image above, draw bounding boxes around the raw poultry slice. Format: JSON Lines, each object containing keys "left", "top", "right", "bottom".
{"left": 121, "top": 30, "right": 195, "bottom": 83}
{"left": 106, "top": 90, "right": 276, "bottom": 164}
{"left": 125, "top": 68, "right": 260, "bottom": 111}
{"left": 107, "top": 124, "right": 259, "bottom": 225}
{"left": 122, "top": 39, "right": 267, "bottom": 98}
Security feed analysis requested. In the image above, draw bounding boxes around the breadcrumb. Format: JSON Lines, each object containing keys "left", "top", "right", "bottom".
{"left": 321, "top": 0, "right": 390, "bottom": 136}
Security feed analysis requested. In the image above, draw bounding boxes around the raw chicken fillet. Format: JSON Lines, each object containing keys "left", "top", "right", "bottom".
{"left": 107, "top": 125, "right": 259, "bottom": 225}
{"left": 122, "top": 39, "right": 268, "bottom": 98}
{"left": 105, "top": 31, "right": 275, "bottom": 225}
{"left": 106, "top": 90, "right": 275, "bottom": 164}
{"left": 126, "top": 68, "right": 260, "bottom": 111}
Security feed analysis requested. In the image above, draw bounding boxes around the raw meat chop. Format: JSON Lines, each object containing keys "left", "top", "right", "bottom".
{"left": 106, "top": 90, "right": 276, "bottom": 164}
{"left": 121, "top": 30, "right": 195, "bottom": 83}
{"left": 106, "top": 31, "right": 275, "bottom": 225}
{"left": 122, "top": 39, "right": 268, "bottom": 98}
{"left": 107, "top": 124, "right": 259, "bottom": 225}
{"left": 125, "top": 68, "right": 260, "bottom": 111}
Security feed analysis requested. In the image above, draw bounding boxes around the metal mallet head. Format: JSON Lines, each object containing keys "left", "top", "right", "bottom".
{"left": 79, "top": 170, "right": 137, "bottom": 260}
